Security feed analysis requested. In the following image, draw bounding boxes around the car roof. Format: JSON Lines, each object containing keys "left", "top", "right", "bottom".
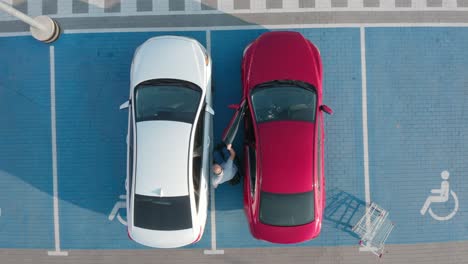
{"left": 131, "top": 36, "right": 208, "bottom": 90}
{"left": 257, "top": 121, "right": 316, "bottom": 194}
{"left": 135, "top": 120, "right": 192, "bottom": 197}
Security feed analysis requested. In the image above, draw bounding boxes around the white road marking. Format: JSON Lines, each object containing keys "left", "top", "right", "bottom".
{"left": 380, "top": 0, "right": 394, "bottom": 9}
{"left": 413, "top": 0, "right": 426, "bottom": 9}
{"left": 281, "top": 0, "right": 299, "bottom": 9}
{"left": 0, "top": 0, "right": 13, "bottom": 20}
{"left": 203, "top": 30, "right": 224, "bottom": 255}
{"left": 360, "top": 26, "right": 371, "bottom": 236}
{"left": 251, "top": 0, "right": 267, "bottom": 10}
{"left": 108, "top": 195, "right": 127, "bottom": 226}
{"left": 348, "top": 0, "right": 364, "bottom": 9}
{"left": 218, "top": 0, "right": 234, "bottom": 12}
{"left": 444, "top": 0, "right": 458, "bottom": 8}
{"left": 2, "top": 22, "right": 468, "bottom": 38}
{"left": 316, "top": 0, "right": 332, "bottom": 9}
{"left": 1, "top": 1, "right": 468, "bottom": 22}
{"left": 88, "top": 0, "right": 105, "bottom": 13}
{"left": 185, "top": 0, "right": 202, "bottom": 12}
{"left": 203, "top": 175, "right": 224, "bottom": 255}
{"left": 153, "top": 0, "right": 169, "bottom": 12}
{"left": 56, "top": 0, "right": 73, "bottom": 18}
{"left": 0, "top": 32, "right": 31, "bottom": 37}
{"left": 56, "top": 22, "right": 468, "bottom": 35}
{"left": 27, "top": 0, "right": 42, "bottom": 18}
{"left": 47, "top": 46, "right": 68, "bottom": 257}
{"left": 88, "top": 0, "right": 105, "bottom": 9}
{"left": 428, "top": 191, "right": 459, "bottom": 221}
{"left": 120, "top": 0, "right": 137, "bottom": 13}
{"left": 421, "top": 170, "right": 459, "bottom": 221}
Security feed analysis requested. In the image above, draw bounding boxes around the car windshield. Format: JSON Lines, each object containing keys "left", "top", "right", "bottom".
{"left": 260, "top": 191, "right": 314, "bottom": 226}
{"left": 134, "top": 194, "right": 192, "bottom": 230}
{"left": 251, "top": 83, "right": 317, "bottom": 123}
{"left": 135, "top": 80, "right": 201, "bottom": 123}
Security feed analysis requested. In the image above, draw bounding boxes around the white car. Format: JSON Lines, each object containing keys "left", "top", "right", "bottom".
{"left": 120, "top": 36, "right": 214, "bottom": 248}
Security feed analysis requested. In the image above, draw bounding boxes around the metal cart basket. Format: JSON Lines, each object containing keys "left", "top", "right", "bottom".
{"left": 352, "top": 202, "right": 395, "bottom": 257}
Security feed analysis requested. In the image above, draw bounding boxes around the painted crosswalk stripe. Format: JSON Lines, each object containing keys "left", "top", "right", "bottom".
{"left": 316, "top": 0, "right": 332, "bottom": 8}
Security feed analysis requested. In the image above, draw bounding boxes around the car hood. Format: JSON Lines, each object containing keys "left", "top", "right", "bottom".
{"left": 257, "top": 121, "right": 316, "bottom": 194}
{"left": 131, "top": 36, "right": 208, "bottom": 90}
{"left": 135, "top": 120, "right": 191, "bottom": 197}
{"left": 243, "top": 31, "right": 322, "bottom": 95}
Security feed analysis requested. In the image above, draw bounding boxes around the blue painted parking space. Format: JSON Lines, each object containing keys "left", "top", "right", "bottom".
{"left": 211, "top": 28, "right": 365, "bottom": 247}
{"left": 0, "top": 38, "right": 54, "bottom": 248}
{"left": 53, "top": 31, "right": 211, "bottom": 249}
{"left": 365, "top": 27, "right": 468, "bottom": 244}
{"left": 1, "top": 26, "right": 467, "bottom": 250}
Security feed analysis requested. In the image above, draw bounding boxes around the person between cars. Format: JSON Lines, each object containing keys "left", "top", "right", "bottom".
{"left": 212, "top": 143, "right": 239, "bottom": 188}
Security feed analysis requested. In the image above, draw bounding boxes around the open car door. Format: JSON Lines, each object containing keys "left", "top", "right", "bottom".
{"left": 222, "top": 100, "right": 247, "bottom": 145}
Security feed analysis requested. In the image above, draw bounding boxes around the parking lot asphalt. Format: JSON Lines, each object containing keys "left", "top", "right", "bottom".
{"left": 1, "top": 26, "right": 467, "bottom": 252}
{"left": 1, "top": 1, "right": 468, "bottom": 263}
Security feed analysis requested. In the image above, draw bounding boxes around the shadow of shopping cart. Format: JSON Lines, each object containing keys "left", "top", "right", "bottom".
{"left": 325, "top": 188, "right": 395, "bottom": 257}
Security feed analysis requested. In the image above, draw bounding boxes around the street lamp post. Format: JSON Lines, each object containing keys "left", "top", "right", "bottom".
{"left": 0, "top": 0, "right": 60, "bottom": 43}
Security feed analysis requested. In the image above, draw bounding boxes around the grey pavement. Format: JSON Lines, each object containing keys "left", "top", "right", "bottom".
{"left": 2, "top": 0, "right": 468, "bottom": 33}
{"left": 1, "top": 0, "right": 468, "bottom": 20}
{"left": 1, "top": 241, "right": 468, "bottom": 264}
{"left": 1, "top": 11, "right": 468, "bottom": 33}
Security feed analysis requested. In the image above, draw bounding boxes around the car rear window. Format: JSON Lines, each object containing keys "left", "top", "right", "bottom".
{"left": 259, "top": 191, "right": 314, "bottom": 226}
{"left": 134, "top": 194, "right": 192, "bottom": 230}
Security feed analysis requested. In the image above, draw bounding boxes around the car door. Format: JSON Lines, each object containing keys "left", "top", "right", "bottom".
{"left": 222, "top": 100, "right": 247, "bottom": 145}
{"left": 243, "top": 111, "right": 257, "bottom": 226}
{"left": 223, "top": 99, "right": 258, "bottom": 228}
{"left": 120, "top": 98, "right": 135, "bottom": 228}
{"left": 317, "top": 109, "right": 327, "bottom": 212}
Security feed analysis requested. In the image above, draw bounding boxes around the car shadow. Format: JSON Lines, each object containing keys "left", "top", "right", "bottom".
{"left": 0, "top": 1, "right": 268, "bottom": 219}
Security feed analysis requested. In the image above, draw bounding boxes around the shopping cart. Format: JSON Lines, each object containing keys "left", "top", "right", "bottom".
{"left": 352, "top": 202, "right": 395, "bottom": 257}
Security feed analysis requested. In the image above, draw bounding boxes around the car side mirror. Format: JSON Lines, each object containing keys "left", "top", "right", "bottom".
{"left": 320, "top": 105, "right": 333, "bottom": 115}
{"left": 120, "top": 101, "right": 129, "bottom": 110}
{"left": 228, "top": 104, "right": 240, "bottom": 110}
{"left": 205, "top": 105, "right": 215, "bottom": 115}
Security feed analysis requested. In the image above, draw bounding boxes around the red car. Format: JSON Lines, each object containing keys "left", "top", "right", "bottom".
{"left": 223, "top": 31, "right": 333, "bottom": 244}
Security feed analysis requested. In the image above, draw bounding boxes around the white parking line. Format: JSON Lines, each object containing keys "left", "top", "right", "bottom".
{"left": 360, "top": 27, "right": 370, "bottom": 206}
{"left": 47, "top": 46, "right": 68, "bottom": 257}
{"left": 204, "top": 180, "right": 224, "bottom": 255}
{"left": 204, "top": 30, "right": 224, "bottom": 256}
{"left": 60, "top": 22, "right": 468, "bottom": 35}
{"left": 359, "top": 26, "right": 372, "bottom": 236}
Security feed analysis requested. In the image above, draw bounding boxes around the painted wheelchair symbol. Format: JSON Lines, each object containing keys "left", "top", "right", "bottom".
{"left": 108, "top": 195, "right": 127, "bottom": 226}
{"left": 420, "top": 171, "right": 459, "bottom": 221}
